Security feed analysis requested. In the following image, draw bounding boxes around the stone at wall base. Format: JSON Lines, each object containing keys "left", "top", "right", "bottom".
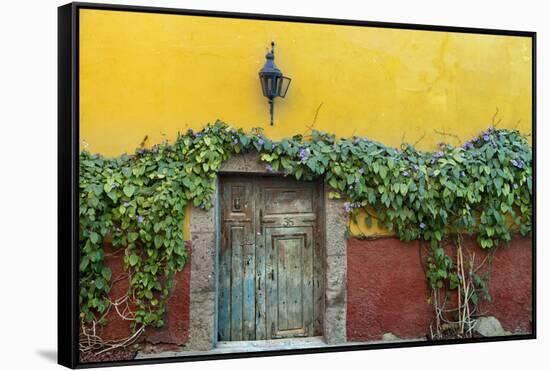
{"left": 381, "top": 333, "right": 400, "bottom": 341}
{"left": 474, "top": 316, "right": 512, "bottom": 337}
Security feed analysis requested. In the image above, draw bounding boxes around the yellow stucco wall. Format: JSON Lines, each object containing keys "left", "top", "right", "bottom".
{"left": 79, "top": 9, "right": 532, "bottom": 237}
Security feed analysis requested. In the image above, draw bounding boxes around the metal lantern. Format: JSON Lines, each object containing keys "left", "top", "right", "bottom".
{"left": 259, "top": 41, "right": 291, "bottom": 125}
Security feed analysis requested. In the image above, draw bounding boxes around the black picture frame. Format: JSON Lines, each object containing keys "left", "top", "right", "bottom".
{"left": 58, "top": 2, "right": 537, "bottom": 368}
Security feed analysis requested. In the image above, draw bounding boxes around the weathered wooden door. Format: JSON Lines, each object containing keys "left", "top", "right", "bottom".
{"left": 218, "top": 175, "right": 323, "bottom": 341}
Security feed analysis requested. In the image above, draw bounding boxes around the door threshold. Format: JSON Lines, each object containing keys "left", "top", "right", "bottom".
{"left": 215, "top": 336, "right": 327, "bottom": 352}
{"left": 135, "top": 336, "right": 329, "bottom": 359}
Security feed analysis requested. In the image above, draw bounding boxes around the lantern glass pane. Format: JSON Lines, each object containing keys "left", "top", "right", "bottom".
{"left": 278, "top": 76, "right": 291, "bottom": 98}
{"left": 260, "top": 75, "right": 271, "bottom": 97}
{"left": 275, "top": 76, "right": 283, "bottom": 96}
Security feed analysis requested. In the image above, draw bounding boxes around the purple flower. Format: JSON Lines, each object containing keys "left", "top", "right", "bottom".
{"left": 152, "top": 145, "right": 159, "bottom": 153}
{"left": 434, "top": 151, "right": 444, "bottom": 158}
{"left": 123, "top": 202, "right": 129, "bottom": 207}
{"left": 513, "top": 183, "right": 519, "bottom": 189}
{"left": 199, "top": 201, "right": 206, "bottom": 209}
{"left": 344, "top": 202, "right": 352, "bottom": 213}
{"left": 266, "top": 164, "right": 273, "bottom": 172}
{"left": 419, "top": 222, "right": 426, "bottom": 229}
{"left": 358, "top": 168, "right": 365, "bottom": 174}
{"left": 515, "top": 160, "right": 525, "bottom": 169}
{"left": 402, "top": 171, "right": 409, "bottom": 177}
{"left": 137, "top": 216, "right": 144, "bottom": 223}
{"left": 137, "top": 148, "right": 145, "bottom": 155}
{"left": 111, "top": 183, "right": 118, "bottom": 189}
{"left": 354, "top": 137, "right": 361, "bottom": 144}
{"left": 462, "top": 141, "right": 474, "bottom": 150}
{"left": 258, "top": 138, "right": 265, "bottom": 146}
{"left": 511, "top": 159, "right": 519, "bottom": 167}
{"left": 483, "top": 133, "right": 491, "bottom": 141}
{"left": 412, "top": 164, "right": 419, "bottom": 171}
{"left": 193, "top": 132, "right": 202, "bottom": 138}
{"left": 363, "top": 136, "right": 369, "bottom": 142}
{"left": 298, "top": 148, "right": 309, "bottom": 162}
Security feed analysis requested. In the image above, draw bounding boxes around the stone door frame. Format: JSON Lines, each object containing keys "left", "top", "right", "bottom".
{"left": 186, "top": 153, "right": 347, "bottom": 350}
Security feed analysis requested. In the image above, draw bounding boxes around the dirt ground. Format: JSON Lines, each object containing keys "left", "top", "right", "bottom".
{"left": 79, "top": 347, "right": 136, "bottom": 363}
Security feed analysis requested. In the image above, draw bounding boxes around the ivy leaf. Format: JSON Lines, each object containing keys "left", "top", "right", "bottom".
{"left": 365, "top": 214, "right": 373, "bottom": 228}
{"left": 92, "top": 184, "right": 103, "bottom": 196}
{"left": 128, "top": 232, "right": 139, "bottom": 243}
{"left": 95, "top": 278, "right": 105, "bottom": 290}
{"left": 151, "top": 265, "right": 158, "bottom": 275}
{"left": 306, "top": 158, "right": 318, "bottom": 172}
{"left": 500, "top": 202, "right": 508, "bottom": 213}
{"left": 471, "top": 292, "right": 479, "bottom": 306}
{"left": 80, "top": 256, "right": 89, "bottom": 271}
{"left": 89, "top": 232, "right": 100, "bottom": 244}
{"left": 122, "top": 167, "right": 133, "bottom": 178}
{"left": 123, "top": 185, "right": 136, "bottom": 197}
{"left": 129, "top": 254, "right": 139, "bottom": 266}
{"left": 101, "top": 267, "right": 112, "bottom": 281}
{"left": 379, "top": 166, "right": 388, "bottom": 179}
{"left": 239, "top": 135, "right": 250, "bottom": 146}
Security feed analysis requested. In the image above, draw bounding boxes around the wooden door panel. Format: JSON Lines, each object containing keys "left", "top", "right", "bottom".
{"left": 263, "top": 187, "right": 314, "bottom": 215}
{"left": 219, "top": 179, "right": 255, "bottom": 341}
{"left": 265, "top": 227, "right": 314, "bottom": 338}
{"left": 219, "top": 175, "right": 321, "bottom": 341}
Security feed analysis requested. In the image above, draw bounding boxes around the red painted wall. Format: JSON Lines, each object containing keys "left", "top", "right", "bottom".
{"left": 85, "top": 235, "right": 531, "bottom": 346}
{"left": 346, "top": 235, "right": 532, "bottom": 341}
{"left": 83, "top": 241, "right": 192, "bottom": 347}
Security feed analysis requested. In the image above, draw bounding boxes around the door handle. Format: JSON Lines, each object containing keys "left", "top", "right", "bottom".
{"left": 233, "top": 197, "right": 241, "bottom": 210}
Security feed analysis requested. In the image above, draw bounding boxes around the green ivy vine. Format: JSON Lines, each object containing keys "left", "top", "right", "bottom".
{"left": 79, "top": 121, "right": 532, "bottom": 334}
